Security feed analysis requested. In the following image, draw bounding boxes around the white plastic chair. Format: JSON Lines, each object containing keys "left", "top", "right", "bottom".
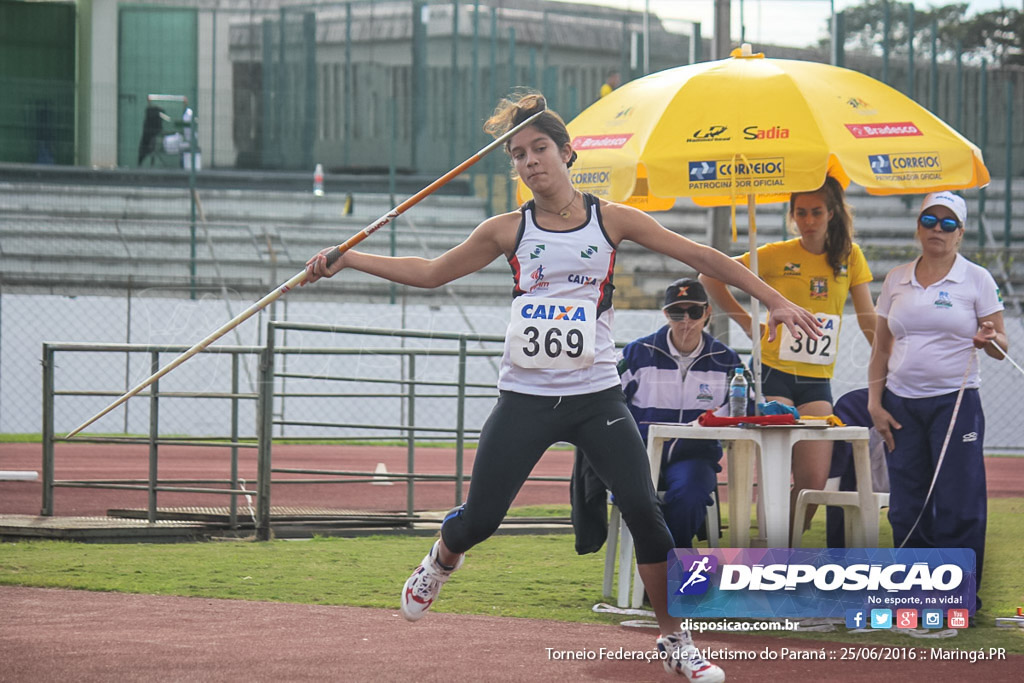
{"left": 791, "top": 476, "right": 889, "bottom": 548}
{"left": 603, "top": 489, "right": 720, "bottom": 609}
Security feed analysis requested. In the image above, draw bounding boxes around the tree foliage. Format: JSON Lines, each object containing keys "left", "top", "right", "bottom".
{"left": 837, "top": 1, "right": 1023, "bottom": 66}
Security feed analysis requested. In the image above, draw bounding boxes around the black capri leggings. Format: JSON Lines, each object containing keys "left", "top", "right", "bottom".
{"left": 440, "top": 385, "right": 674, "bottom": 565}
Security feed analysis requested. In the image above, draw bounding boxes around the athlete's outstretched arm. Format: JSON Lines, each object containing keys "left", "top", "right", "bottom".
{"left": 305, "top": 214, "right": 515, "bottom": 288}
{"left": 700, "top": 269, "right": 758, "bottom": 339}
{"left": 605, "top": 203, "right": 820, "bottom": 342}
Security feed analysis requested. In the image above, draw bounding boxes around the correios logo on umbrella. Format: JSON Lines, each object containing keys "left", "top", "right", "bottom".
{"left": 869, "top": 152, "right": 943, "bottom": 181}
{"left": 570, "top": 168, "right": 612, "bottom": 196}
{"left": 689, "top": 158, "right": 786, "bottom": 189}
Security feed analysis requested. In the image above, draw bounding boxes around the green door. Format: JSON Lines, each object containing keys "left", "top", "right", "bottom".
{"left": 0, "top": 1, "right": 76, "bottom": 164}
{"left": 118, "top": 7, "right": 197, "bottom": 167}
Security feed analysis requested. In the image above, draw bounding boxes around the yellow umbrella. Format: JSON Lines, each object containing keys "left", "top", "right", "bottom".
{"left": 517, "top": 45, "right": 990, "bottom": 407}
{"left": 520, "top": 45, "right": 989, "bottom": 210}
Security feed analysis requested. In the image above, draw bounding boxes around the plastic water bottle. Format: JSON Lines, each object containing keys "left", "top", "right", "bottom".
{"left": 729, "top": 367, "right": 748, "bottom": 418}
{"left": 313, "top": 163, "right": 325, "bottom": 197}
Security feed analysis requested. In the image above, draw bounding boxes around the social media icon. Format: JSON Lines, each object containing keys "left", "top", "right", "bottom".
{"left": 922, "top": 609, "right": 943, "bottom": 628}
{"left": 896, "top": 609, "right": 917, "bottom": 629}
{"left": 870, "top": 609, "right": 892, "bottom": 629}
{"left": 948, "top": 609, "right": 969, "bottom": 629}
{"left": 846, "top": 609, "right": 866, "bottom": 629}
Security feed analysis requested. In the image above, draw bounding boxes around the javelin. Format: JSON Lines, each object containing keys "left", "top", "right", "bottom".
{"left": 989, "top": 338, "right": 1024, "bottom": 377}
{"left": 66, "top": 110, "right": 545, "bottom": 439}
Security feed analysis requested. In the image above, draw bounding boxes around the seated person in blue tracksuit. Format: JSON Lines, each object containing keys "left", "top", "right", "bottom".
{"left": 619, "top": 278, "right": 742, "bottom": 547}
{"left": 826, "top": 388, "right": 889, "bottom": 547}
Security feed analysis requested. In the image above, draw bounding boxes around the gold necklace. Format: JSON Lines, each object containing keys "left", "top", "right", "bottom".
{"left": 537, "top": 190, "right": 578, "bottom": 219}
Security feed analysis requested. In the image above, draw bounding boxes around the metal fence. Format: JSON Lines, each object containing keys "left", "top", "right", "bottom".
{"left": 30, "top": 298, "right": 1024, "bottom": 441}
{"left": 40, "top": 341, "right": 261, "bottom": 526}
{"left": 38, "top": 323, "right": 545, "bottom": 539}
{"left": 33, "top": 304, "right": 1024, "bottom": 537}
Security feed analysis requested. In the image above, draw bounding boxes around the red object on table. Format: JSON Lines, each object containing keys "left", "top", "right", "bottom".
{"left": 696, "top": 410, "right": 797, "bottom": 427}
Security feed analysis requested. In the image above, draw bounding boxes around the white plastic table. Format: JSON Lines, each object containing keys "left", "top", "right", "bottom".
{"left": 646, "top": 422, "right": 874, "bottom": 548}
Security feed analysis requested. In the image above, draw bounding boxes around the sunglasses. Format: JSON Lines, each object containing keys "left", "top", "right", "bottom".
{"left": 666, "top": 305, "right": 707, "bottom": 321}
{"left": 919, "top": 213, "right": 961, "bottom": 232}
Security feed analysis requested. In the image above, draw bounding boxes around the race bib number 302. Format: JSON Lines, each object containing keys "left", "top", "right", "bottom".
{"left": 509, "top": 297, "right": 596, "bottom": 370}
{"left": 778, "top": 313, "right": 840, "bottom": 366}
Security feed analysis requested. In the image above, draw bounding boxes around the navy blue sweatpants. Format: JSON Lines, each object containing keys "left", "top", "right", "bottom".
{"left": 661, "top": 458, "right": 718, "bottom": 547}
{"left": 883, "top": 388, "right": 986, "bottom": 609}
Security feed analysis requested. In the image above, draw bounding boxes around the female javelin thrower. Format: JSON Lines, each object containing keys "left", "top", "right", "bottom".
{"left": 306, "top": 92, "right": 820, "bottom": 681}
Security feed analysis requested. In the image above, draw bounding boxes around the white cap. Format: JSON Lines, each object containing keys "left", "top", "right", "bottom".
{"left": 919, "top": 191, "right": 967, "bottom": 225}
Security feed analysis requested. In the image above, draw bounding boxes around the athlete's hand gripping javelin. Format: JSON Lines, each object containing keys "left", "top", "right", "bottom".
{"left": 304, "top": 248, "right": 348, "bottom": 284}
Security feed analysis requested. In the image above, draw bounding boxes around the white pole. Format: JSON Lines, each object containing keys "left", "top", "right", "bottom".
{"left": 0, "top": 471, "right": 39, "bottom": 481}
{"left": 643, "top": 0, "right": 651, "bottom": 75}
{"left": 747, "top": 195, "right": 763, "bottom": 413}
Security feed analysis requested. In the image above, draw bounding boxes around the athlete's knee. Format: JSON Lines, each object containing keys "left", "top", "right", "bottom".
{"left": 615, "top": 489, "right": 662, "bottom": 529}
{"left": 443, "top": 505, "right": 503, "bottom": 551}
{"left": 631, "top": 525, "right": 675, "bottom": 564}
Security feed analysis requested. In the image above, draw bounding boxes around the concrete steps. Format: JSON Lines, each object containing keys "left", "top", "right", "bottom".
{"left": 1, "top": 177, "right": 1021, "bottom": 305}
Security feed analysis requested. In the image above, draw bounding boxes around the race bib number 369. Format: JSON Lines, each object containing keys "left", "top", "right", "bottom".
{"left": 509, "top": 297, "right": 596, "bottom": 370}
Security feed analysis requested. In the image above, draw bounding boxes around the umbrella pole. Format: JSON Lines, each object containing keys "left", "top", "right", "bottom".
{"left": 747, "top": 196, "right": 763, "bottom": 415}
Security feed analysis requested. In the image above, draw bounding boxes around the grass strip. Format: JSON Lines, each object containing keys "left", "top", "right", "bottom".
{"left": 1, "top": 500, "right": 1021, "bottom": 654}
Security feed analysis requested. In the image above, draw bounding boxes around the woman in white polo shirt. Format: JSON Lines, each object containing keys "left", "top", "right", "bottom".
{"left": 868, "top": 191, "right": 1007, "bottom": 612}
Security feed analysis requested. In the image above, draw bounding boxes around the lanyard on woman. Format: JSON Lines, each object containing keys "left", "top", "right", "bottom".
{"left": 896, "top": 352, "right": 974, "bottom": 549}
{"left": 897, "top": 338, "right": 1021, "bottom": 549}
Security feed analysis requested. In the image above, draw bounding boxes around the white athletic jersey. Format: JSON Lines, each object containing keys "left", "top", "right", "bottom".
{"left": 876, "top": 254, "right": 1004, "bottom": 398}
{"left": 498, "top": 194, "right": 619, "bottom": 395}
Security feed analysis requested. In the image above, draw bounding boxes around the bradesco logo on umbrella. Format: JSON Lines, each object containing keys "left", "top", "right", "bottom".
{"left": 667, "top": 548, "right": 975, "bottom": 619}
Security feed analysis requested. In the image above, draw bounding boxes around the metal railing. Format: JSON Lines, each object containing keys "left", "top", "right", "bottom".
{"left": 41, "top": 323, "right": 570, "bottom": 540}
{"left": 254, "top": 321, "right": 510, "bottom": 538}
{"left": 42, "top": 342, "right": 260, "bottom": 526}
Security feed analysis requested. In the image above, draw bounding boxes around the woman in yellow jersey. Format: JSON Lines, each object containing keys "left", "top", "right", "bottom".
{"left": 701, "top": 176, "right": 876, "bottom": 536}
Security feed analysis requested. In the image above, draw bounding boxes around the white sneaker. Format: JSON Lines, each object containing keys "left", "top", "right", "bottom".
{"left": 399, "top": 540, "right": 463, "bottom": 621}
{"left": 656, "top": 630, "right": 725, "bottom": 682}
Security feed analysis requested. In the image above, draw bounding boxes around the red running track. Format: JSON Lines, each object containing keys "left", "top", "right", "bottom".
{"left": 2, "top": 442, "right": 1023, "bottom": 517}
{"left": 1, "top": 585, "right": 1021, "bottom": 683}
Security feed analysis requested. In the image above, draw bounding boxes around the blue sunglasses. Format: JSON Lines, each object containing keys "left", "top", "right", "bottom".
{"left": 919, "top": 213, "right": 961, "bottom": 232}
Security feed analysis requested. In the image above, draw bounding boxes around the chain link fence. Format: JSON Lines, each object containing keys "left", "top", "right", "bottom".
{"left": 4, "top": 290, "right": 1022, "bottom": 452}
{"left": 3, "top": 1, "right": 1021, "bottom": 183}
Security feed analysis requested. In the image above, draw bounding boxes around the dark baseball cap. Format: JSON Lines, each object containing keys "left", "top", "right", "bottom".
{"left": 662, "top": 278, "right": 709, "bottom": 309}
